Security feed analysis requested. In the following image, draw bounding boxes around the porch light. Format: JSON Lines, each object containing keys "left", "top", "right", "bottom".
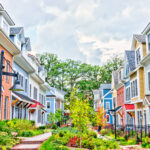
{"left": 9, "top": 79, "right": 24, "bottom": 91}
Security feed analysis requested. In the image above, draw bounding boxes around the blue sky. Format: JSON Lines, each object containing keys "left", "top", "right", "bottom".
{"left": 1, "top": 0, "right": 150, "bottom": 65}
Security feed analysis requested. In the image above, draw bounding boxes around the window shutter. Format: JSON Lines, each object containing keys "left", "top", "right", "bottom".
{"left": 148, "top": 72, "right": 150, "bottom": 91}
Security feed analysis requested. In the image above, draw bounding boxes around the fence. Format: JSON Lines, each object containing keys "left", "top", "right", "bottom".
{"left": 111, "top": 124, "right": 150, "bottom": 142}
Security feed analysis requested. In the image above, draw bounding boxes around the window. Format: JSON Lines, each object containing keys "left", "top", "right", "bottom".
{"left": 38, "top": 109, "right": 41, "bottom": 123}
{"left": 148, "top": 34, "right": 150, "bottom": 51}
{"left": 6, "top": 61, "right": 10, "bottom": 81}
{"left": 4, "top": 96, "right": 8, "bottom": 120}
{"left": 3, "top": 20, "right": 8, "bottom": 34}
{"left": 25, "top": 79, "right": 27, "bottom": 93}
{"left": 106, "top": 102, "right": 110, "bottom": 110}
{"left": 21, "top": 76, "right": 23, "bottom": 87}
{"left": 126, "top": 64, "right": 129, "bottom": 75}
{"left": 47, "top": 102, "right": 50, "bottom": 109}
{"left": 131, "top": 79, "right": 138, "bottom": 98}
{"left": 126, "top": 87, "right": 130, "bottom": 101}
{"left": 137, "top": 111, "right": 142, "bottom": 126}
{"left": 136, "top": 48, "right": 141, "bottom": 64}
{"left": 119, "top": 71, "right": 121, "bottom": 80}
{"left": 106, "top": 115, "right": 110, "bottom": 123}
{"left": 33, "top": 87, "right": 38, "bottom": 100}
{"left": 30, "top": 84, "right": 32, "bottom": 97}
{"left": 148, "top": 72, "right": 150, "bottom": 91}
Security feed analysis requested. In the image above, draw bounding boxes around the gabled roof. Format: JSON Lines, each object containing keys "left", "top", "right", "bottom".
{"left": 10, "top": 27, "right": 23, "bottom": 35}
{"left": 142, "top": 22, "right": 150, "bottom": 34}
{"left": 125, "top": 50, "right": 135, "bottom": 72}
{"left": 100, "top": 84, "right": 111, "bottom": 89}
{"left": 133, "top": 34, "right": 146, "bottom": 43}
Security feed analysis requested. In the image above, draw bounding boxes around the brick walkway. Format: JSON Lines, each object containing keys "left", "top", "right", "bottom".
{"left": 11, "top": 132, "right": 52, "bottom": 150}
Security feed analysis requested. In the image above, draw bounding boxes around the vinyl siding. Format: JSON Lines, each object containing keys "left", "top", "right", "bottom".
{"left": 142, "top": 44, "right": 147, "bottom": 57}
{"left": 139, "top": 67, "right": 145, "bottom": 99}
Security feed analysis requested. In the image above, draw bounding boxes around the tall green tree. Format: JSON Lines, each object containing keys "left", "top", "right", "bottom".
{"left": 70, "top": 89, "right": 90, "bottom": 148}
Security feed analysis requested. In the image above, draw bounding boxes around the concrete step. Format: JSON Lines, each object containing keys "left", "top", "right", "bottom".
{"left": 11, "top": 144, "right": 40, "bottom": 150}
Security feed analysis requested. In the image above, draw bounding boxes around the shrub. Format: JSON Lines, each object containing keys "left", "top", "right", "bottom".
{"left": 38, "top": 126, "right": 46, "bottom": 130}
{"left": 52, "top": 124, "right": 58, "bottom": 129}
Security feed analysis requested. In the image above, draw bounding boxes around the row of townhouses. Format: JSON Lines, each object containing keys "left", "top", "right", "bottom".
{"left": 0, "top": 4, "right": 64, "bottom": 126}
{"left": 94, "top": 22, "right": 150, "bottom": 127}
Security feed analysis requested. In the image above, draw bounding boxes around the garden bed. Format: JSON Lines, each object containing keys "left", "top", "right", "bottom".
{"left": 39, "top": 127, "right": 119, "bottom": 150}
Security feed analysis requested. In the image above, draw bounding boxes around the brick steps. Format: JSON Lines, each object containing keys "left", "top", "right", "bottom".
{"left": 11, "top": 132, "right": 52, "bottom": 150}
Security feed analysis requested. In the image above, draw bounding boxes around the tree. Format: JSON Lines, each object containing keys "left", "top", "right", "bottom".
{"left": 47, "top": 112, "right": 56, "bottom": 125}
{"left": 55, "top": 109, "right": 63, "bottom": 123}
{"left": 96, "top": 106, "right": 106, "bottom": 129}
{"left": 37, "top": 53, "right": 123, "bottom": 99}
{"left": 70, "top": 89, "right": 90, "bottom": 148}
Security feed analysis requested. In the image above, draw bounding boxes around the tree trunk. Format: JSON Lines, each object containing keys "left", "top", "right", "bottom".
{"left": 80, "top": 128, "right": 82, "bottom": 148}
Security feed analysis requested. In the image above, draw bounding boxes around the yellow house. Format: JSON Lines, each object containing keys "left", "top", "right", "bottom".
{"left": 129, "top": 34, "right": 146, "bottom": 126}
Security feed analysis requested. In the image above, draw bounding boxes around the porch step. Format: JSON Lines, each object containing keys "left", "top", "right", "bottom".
{"left": 11, "top": 132, "right": 52, "bottom": 150}
{"left": 11, "top": 144, "right": 40, "bottom": 150}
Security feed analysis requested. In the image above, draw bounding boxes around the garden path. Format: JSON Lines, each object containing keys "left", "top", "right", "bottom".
{"left": 11, "top": 132, "right": 52, "bottom": 150}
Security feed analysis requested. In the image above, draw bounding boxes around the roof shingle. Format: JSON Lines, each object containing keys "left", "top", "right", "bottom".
{"left": 133, "top": 34, "right": 146, "bottom": 43}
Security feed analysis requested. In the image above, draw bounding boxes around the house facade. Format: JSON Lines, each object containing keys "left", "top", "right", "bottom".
{"left": 0, "top": 5, "right": 20, "bottom": 120}
{"left": 46, "top": 87, "right": 65, "bottom": 123}
{"left": 99, "top": 84, "right": 113, "bottom": 125}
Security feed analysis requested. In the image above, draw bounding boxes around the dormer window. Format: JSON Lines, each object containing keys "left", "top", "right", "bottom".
{"left": 136, "top": 48, "right": 141, "bottom": 64}
{"left": 3, "top": 20, "right": 8, "bottom": 34}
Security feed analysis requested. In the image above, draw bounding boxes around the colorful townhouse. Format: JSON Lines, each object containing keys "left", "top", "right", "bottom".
{"left": 140, "top": 23, "right": 150, "bottom": 126}
{"left": 9, "top": 27, "right": 35, "bottom": 120}
{"left": 0, "top": 5, "right": 20, "bottom": 120}
{"left": 99, "top": 84, "right": 113, "bottom": 125}
{"left": 27, "top": 53, "right": 49, "bottom": 126}
{"left": 46, "top": 87, "right": 65, "bottom": 123}
{"left": 122, "top": 50, "right": 135, "bottom": 126}
{"left": 93, "top": 89, "right": 100, "bottom": 111}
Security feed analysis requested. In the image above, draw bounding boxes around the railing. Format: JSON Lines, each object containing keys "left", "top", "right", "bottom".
{"left": 111, "top": 124, "right": 150, "bottom": 142}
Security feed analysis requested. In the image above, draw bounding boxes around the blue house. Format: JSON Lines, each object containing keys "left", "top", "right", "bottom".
{"left": 46, "top": 87, "right": 65, "bottom": 123}
{"left": 100, "top": 84, "right": 113, "bottom": 125}
{"left": 10, "top": 27, "right": 35, "bottom": 120}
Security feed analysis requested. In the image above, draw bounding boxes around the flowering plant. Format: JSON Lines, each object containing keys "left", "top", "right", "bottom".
{"left": 67, "top": 136, "right": 79, "bottom": 147}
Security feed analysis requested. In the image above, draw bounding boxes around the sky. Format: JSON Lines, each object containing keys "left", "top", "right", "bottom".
{"left": 1, "top": 0, "right": 150, "bottom": 65}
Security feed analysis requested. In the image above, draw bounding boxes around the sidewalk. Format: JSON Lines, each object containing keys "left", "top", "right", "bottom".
{"left": 11, "top": 132, "right": 52, "bottom": 150}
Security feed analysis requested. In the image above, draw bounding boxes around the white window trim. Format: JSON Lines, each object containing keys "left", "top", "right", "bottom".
{"left": 25, "top": 77, "right": 28, "bottom": 93}
{"left": 147, "top": 70, "right": 150, "bottom": 92}
{"left": 125, "top": 85, "right": 130, "bottom": 102}
{"left": 130, "top": 78, "right": 138, "bottom": 99}
{"left": 146, "top": 31, "right": 150, "bottom": 53}
{"left": 105, "top": 102, "right": 110, "bottom": 110}
{"left": 135, "top": 45, "right": 143, "bottom": 66}
{"left": 47, "top": 101, "right": 51, "bottom": 109}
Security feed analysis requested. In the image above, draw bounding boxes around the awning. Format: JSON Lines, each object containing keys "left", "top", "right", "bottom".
{"left": 125, "top": 104, "right": 135, "bottom": 110}
{"left": 30, "top": 100, "right": 44, "bottom": 108}
{"left": 12, "top": 91, "right": 35, "bottom": 105}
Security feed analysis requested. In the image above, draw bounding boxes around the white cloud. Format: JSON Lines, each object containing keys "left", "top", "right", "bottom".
{"left": 0, "top": 0, "right": 150, "bottom": 65}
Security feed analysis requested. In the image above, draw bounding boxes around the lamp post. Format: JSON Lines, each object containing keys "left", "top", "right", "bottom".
{"left": 114, "top": 99, "right": 117, "bottom": 139}
{"left": 0, "top": 50, "right": 23, "bottom": 119}
{"left": 140, "top": 114, "right": 143, "bottom": 142}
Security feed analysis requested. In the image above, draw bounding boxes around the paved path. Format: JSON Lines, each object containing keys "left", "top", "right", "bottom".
{"left": 11, "top": 132, "right": 52, "bottom": 150}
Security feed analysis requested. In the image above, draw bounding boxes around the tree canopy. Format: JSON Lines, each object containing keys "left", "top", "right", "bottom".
{"left": 37, "top": 53, "right": 122, "bottom": 102}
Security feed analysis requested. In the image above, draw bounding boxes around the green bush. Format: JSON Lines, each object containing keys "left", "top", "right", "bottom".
{"left": 18, "top": 130, "right": 44, "bottom": 137}
{"left": 100, "top": 129, "right": 112, "bottom": 136}
{"left": 38, "top": 126, "right": 46, "bottom": 130}
{"left": 52, "top": 124, "right": 58, "bottom": 129}
{"left": 142, "top": 136, "right": 150, "bottom": 148}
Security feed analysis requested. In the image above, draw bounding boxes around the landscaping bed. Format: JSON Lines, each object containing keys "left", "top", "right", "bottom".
{"left": 0, "top": 119, "right": 50, "bottom": 149}
{"left": 39, "top": 127, "right": 120, "bottom": 150}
